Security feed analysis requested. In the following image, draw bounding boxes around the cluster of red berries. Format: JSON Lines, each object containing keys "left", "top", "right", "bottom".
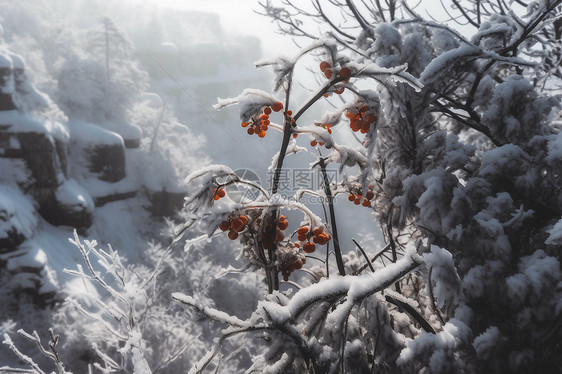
{"left": 320, "top": 61, "right": 352, "bottom": 81}
{"left": 320, "top": 61, "right": 351, "bottom": 98}
{"left": 278, "top": 247, "right": 306, "bottom": 282}
{"left": 262, "top": 215, "right": 289, "bottom": 249}
{"left": 346, "top": 105, "right": 377, "bottom": 134}
{"left": 348, "top": 187, "right": 375, "bottom": 207}
{"left": 219, "top": 214, "right": 249, "bottom": 240}
{"left": 212, "top": 188, "right": 226, "bottom": 201}
{"left": 294, "top": 226, "right": 331, "bottom": 253}
{"left": 241, "top": 102, "right": 284, "bottom": 138}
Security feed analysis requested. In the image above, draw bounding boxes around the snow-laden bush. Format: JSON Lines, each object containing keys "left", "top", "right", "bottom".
{"left": 3, "top": 1, "right": 561, "bottom": 373}
{"left": 174, "top": 0, "right": 562, "bottom": 373}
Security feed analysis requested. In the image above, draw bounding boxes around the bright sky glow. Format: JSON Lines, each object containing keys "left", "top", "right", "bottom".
{"left": 146, "top": 0, "right": 292, "bottom": 57}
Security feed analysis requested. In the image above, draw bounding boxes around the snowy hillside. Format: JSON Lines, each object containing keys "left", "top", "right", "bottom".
{"left": 1, "top": 0, "right": 561, "bottom": 373}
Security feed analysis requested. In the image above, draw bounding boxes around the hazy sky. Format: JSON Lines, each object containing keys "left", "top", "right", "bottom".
{"left": 149, "top": 0, "right": 291, "bottom": 58}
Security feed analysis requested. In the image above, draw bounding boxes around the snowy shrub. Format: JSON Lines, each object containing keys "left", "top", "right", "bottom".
{"left": 174, "top": 0, "right": 562, "bottom": 373}
{"left": 2, "top": 0, "right": 562, "bottom": 373}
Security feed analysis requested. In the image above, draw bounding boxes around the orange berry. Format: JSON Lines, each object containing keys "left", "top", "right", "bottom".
{"left": 219, "top": 220, "right": 230, "bottom": 231}
{"left": 354, "top": 196, "right": 361, "bottom": 205}
{"left": 276, "top": 229, "right": 285, "bottom": 242}
{"left": 366, "top": 191, "right": 375, "bottom": 200}
{"left": 339, "top": 67, "right": 351, "bottom": 80}
{"left": 319, "top": 61, "right": 331, "bottom": 71}
{"left": 287, "top": 110, "right": 293, "bottom": 116}
{"left": 258, "top": 131, "right": 266, "bottom": 138}
{"left": 361, "top": 121, "right": 370, "bottom": 133}
{"left": 317, "top": 233, "right": 329, "bottom": 245}
{"left": 261, "top": 124, "right": 269, "bottom": 131}
{"left": 294, "top": 242, "right": 300, "bottom": 248}
{"left": 239, "top": 215, "right": 249, "bottom": 225}
{"left": 214, "top": 194, "right": 220, "bottom": 201}
{"left": 298, "top": 234, "right": 307, "bottom": 242}
{"left": 231, "top": 218, "right": 245, "bottom": 232}
{"left": 324, "top": 69, "right": 333, "bottom": 79}
{"left": 348, "top": 193, "right": 355, "bottom": 201}
{"left": 228, "top": 230, "right": 239, "bottom": 240}
{"left": 272, "top": 102, "right": 283, "bottom": 112}
{"left": 350, "top": 120, "right": 362, "bottom": 132}
{"left": 303, "top": 242, "right": 316, "bottom": 253}
{"left": 293, "top": 133, "right": 298, "bottom": 138}
{"left": 313, "top": 227, "right": 323, "bottom": 236}
{"left": 310, "top": 140, "right": 317, "bottom": 146}
{"left": 297, "top": 226, "right": 309, "bottom": 236}
{"left": 241, "top": 122, "right": 250, "bottom": 127}
{"left": 362, "top": 199, "right": 371, "bottom": 207}
{"left": 264, "top": 107, "right": 272, "bottom": 115}
{"left": 323, "top": 93, "right": 330, "bottom": 98}
{"left": 247, "top": 127, "right": 255, "bottom": 135}
{"left": 278, "top": 220, "right": 289, "bottom": 231}
{"left": 217, "top": 188, "right": 226, "bottom": 198}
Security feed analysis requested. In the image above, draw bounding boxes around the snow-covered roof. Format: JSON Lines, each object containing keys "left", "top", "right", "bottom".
{"left": 0, "top": 110, "right": 69, "bottom": 141}
{"left": 68, "top": 120, "right": 124, "bottom": 146}
{"left": 9, "top": 53, "right": 25, "bottom": 70}
{"left": 0, "top": 49, "right": 13, "bottom": 69}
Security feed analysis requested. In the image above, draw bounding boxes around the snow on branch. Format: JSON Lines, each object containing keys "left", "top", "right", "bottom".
{"left": 171, "top": 294, "right": 245, "bottom": 327}
{"left": 283, "top": 248, "right": 423, "bottom": 320}
{"left": 1, "top": 333, "right": 47, "bottom": 374}
{"left": 213, "top": 89, "right": 282, "bottom": 122}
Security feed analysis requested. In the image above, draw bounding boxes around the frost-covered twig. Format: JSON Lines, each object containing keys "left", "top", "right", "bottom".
{"left": 63, "top": 231, "right": 152, "bottom": 373}
{"left": 171, "top": 294, "right": 245, "bottom": 328}
{"left": 1, "top": 334, "right": 47, "bottom": 374}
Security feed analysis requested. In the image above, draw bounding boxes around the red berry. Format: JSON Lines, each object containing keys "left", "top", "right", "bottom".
{"left": 297, "top": 227, "right": 309, "bottom": 236}
{"left": 276, "top": 229, "right": 285, "bottom": 242}
{"left": 228, "top": 230, "right": 239, "bottom": 240}
{"left": 219, "top": 221, "right": 230, "bottom": 231}
{"left": 303, "top": 242, "right": 316, "bottom": 253}
{"left": 231, "top": 218, "right": 245, "bottom": 232}
{"left": 339, "top": 67, "right": 352, "bottom": 80}
{"left": 272, "top": 102, "right": 283, "bottom": 112}
{"left": 278, "top": 220, "right": 289, "bottom": 231}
